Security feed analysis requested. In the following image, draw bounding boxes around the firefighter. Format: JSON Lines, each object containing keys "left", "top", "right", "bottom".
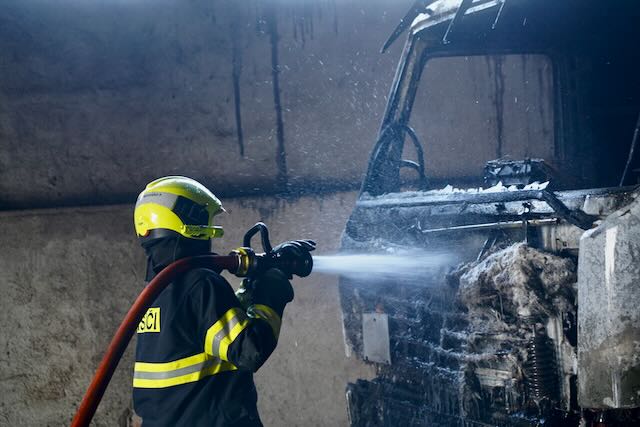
{"left": 132, "top": 176, "right": 314, "bottom": 426}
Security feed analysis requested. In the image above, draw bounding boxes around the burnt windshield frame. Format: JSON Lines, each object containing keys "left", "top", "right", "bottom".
{"left": 410, "top": 46, "right": 560, "bottom": 180}
{"left": 361, "top": 24, "right": 563, "bottom": 198}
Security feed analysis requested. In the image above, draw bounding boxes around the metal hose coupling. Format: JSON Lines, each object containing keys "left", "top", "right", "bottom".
{"left": 230, "top": 247, "right": 258, "bottom": 277}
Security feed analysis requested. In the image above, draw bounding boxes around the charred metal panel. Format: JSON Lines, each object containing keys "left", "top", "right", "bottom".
{"left": 362, "top": 313, "right": 392, "bottom": 364}
{"left": 578, "top": 191, "right": 640, "bottom": 409}
{"left": 484, "top": 159, "right": 553, "bottom": 188}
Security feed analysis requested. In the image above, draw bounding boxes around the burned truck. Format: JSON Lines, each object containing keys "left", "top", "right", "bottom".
{"left": 339, "top": 1, "right": 640, "bottom": 426}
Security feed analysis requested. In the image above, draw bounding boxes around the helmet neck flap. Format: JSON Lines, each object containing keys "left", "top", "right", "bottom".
{"left": 141, "top": 231, "right": 212, "bottom": 281}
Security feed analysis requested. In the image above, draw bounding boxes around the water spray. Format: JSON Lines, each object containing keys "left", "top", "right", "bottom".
{"left": 313, "top": 251, "right": 455, "bottom": 280}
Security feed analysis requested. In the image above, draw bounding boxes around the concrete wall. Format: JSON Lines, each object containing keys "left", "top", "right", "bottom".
{"left": 0, "top": 191, "right": 374, "bottom": 426}
{"left": 0, "top": 0, "right": 407, "bottom": 208}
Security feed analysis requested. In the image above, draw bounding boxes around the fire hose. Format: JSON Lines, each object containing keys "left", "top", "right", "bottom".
{"left": 71, "top": 223, "right": 313, "bottom": 427}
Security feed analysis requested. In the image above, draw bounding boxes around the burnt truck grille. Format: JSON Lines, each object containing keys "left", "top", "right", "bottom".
{"left": 339, "top": 188, "right": 633, "bottom": 427}
{"left": 341, "top": 274, "right": 541, "bottom": 427}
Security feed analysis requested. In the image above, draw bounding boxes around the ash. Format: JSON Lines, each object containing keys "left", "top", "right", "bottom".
{"left": 362, "top": 180, "right": 549, "bottom": 201}
{"left": 341, "top": 241, "right": 580, "bottom": 425}
{"left": 448, "top": 243, "right": 577, "bottom": 417}
{"left": 457, "top": 243, "right": 576, "bottom": 328}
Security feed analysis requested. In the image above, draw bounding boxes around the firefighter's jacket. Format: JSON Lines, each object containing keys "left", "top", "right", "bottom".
{"left": 133, "top": 266, "right": 285, "bottom": 427}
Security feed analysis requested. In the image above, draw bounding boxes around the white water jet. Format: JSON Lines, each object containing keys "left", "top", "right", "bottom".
{"left": 312, "top": 251, "right": 456, "bottom": 280}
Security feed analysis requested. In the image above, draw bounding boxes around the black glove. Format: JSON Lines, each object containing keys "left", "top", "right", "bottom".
{"left": 241, "top": 268, "right": 293, "bottom": 316}
{"left": 235, "top": 239, "right": 315, "bottom": 315}
{"left": 270, "top": 239, "right": 316, "bottom": 279}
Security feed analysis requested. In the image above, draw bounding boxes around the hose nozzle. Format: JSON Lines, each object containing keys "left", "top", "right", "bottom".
{"left": 230, "top": 246, "right": 313, "bottom": 279}
{"left": 272, "top": 249, "right": 313, "bottom": 278}
{"left": 232, "top": 222, "right": 315, "bottom": 279}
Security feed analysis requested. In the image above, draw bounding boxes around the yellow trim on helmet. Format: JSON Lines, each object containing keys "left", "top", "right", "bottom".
{"left": 135, "top": 203, "right": 183, "bottom": 238}
{"left": 145, "top": 176, "right": 224, "bottom": 211}
{"left": 182, "top": 225, "right": 225, "bottom": 239}
{"left": 134, "top": 176, "right": 225, "bottom": 240}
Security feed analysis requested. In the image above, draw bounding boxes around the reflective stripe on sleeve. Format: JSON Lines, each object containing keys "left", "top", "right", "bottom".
{"left": 204, "top": 308, "right": 250, "bottom": 361}
{"left": 248, "top": 304, "right": 281, "bottom": 340}
{"left": 133, "top": 352, "right": 236, "bottom": 388}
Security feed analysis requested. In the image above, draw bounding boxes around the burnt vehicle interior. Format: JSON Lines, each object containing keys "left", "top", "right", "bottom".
{"left": 339, "top": 0, "right": 640, "bottom": 426}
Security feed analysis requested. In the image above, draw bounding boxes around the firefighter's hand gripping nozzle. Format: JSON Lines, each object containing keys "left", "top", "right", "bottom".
{"left": 231, "top": 222, "right": 316, "bottom": 279}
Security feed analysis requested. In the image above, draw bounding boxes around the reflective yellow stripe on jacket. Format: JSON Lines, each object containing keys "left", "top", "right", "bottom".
{"left": 248, "top": 304, "right": 281, "bottom": 340}
{"left": 204, "top": 308, "right": 250, "bottom": 361}
{"left": 133, "top": 352, "right": 236, "bottom": 388}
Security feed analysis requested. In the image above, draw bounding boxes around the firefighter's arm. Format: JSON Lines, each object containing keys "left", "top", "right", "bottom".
{"left": 191, "top": 269, "right": 293, "bottom": 372}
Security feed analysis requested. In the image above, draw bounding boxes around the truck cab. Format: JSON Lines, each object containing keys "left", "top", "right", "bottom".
{"left": 339, "top": 1, "right": 640, "bottom": 425}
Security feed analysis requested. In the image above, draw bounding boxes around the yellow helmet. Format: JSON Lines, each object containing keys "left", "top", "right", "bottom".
{"left": 134, "top": 176, "right": 225, "bottom": 241}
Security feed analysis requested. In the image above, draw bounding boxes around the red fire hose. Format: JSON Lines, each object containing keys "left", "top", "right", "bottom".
{"left": 70, "top": 254, "right": 240, "bottom": 427}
